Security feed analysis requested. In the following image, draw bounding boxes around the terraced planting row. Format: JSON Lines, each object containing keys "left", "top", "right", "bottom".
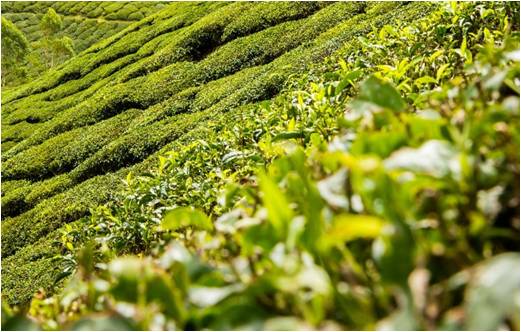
{"left": 1, "top": 1, "right": 518, "bottom": 329}
{"left": 1, "top": 1, "right": 168, "bottom": 87}
{"left": 1, "top": 2, "right": 437, "bottom": 305}
{"left": 2, "top": 1, "right": 168, "bottom": 50}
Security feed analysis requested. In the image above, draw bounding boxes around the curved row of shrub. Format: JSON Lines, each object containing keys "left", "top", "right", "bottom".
{"left": 2, "top": 2, "right": 167, "bottom": 21}
{"left": 2, "top": 1, "right": 168, "bottom": 46}
{"left": 1, "top": 2, "right": 169, "bottom": 87}
{"left": 1, "top": 2, "right": 437, "bottom": 305}
{"left": 2, "top": 2, "right": 518, "bottom": 329}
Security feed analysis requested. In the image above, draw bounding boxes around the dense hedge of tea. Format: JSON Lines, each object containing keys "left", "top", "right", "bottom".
{"left": 2, "top": 0, "right": 438, "bottom": 310}
{"left": 1, "top": 2, "right": 168, "bottom": 87}
{"left": 2, "top": 2, "right": 518, "bottom": 329}
{"left": 1, "top": 2, "right": 167, "bottom": 51}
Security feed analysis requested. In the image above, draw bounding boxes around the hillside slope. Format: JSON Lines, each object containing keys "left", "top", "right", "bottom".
{"left": 1, "top": 2, "right": 167, "bottom": 86}
{"left": 2, "top": 2, "right": 167, "bottom": 52}
{"left": 1, "top": 1, "right": 519, "bottom": 329}
{"left": 1, "top": 1, "right": 438, "bottom": 305}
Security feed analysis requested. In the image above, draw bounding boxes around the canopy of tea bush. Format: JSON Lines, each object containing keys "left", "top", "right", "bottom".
{"left": 1, "top": 2, "right": 167, "bottom": 86}
{"left": 2, "top": 2, "right": 167, "bottom": 49}
{"left": 1, "top": 1, "right": 519, "bottom": 330}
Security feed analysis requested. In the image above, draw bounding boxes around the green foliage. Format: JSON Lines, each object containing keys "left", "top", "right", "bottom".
{"left": 1, "top": 17, "right": 29, "bottom": 60}
{"left": 34, "top": 9, "right": 76, "bottom": 72}
{"left": 220, "top": 2, "right": 327, "bottom": 42}
{"left": 1, "top": 2, "right": 519, "bottom": 330}
{"left": 0, "top": 1, "right": 167, "bottom": 86}
{"left": 1, "top": 0, "right": 436, "bottom": 305}
{"left": 40, "top": 8, "right": 62, "bottom": 36}
{"left": 3, "top": 109, "right": 140, "bottom": 182}
{"left": 1, "top": 17, "right": 30, "bottom": 86}
{"left": 162, "top": 207, "right": 213, "bottom": 232}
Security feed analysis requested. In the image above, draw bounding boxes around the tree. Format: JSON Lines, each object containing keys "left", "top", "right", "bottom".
{"left": 40, "top": 8, "right": 63, "bottom": 37}
{"left": 1, "top": 17, "right": 30, "bottom": 86}
{"left": 37, "top": 8, "right": 74, "bottom": 68}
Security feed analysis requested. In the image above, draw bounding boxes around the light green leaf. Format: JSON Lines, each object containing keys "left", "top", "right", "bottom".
{"left": 189, "top": 284, "right": 244, "bottom": 307}
{"left": 460, "top": 36, "right": 467, "bottom": 55}
{"left": 429, "top": 49, "right": 444, "bottom": 62}
{"left": 259, "top": 173, "right": 293, "bottom": 237}
{"left": 415, "top": 76, "right": 437, "bottom": 86}
{"left": 161, "top": 207, "right": 213, "bottom": 232}
{"left": 354, "top": 76, "right": 406, "bottom": 113}
{"left": 322, "top": 214, "right": 386, "bottom": 249}
{"left": 338, "top": 58, "right": 348, "bottom": 72}
{"left": 436, "top": 63, "right": 450, "bottom": 81}
{"left": 158, "top": 156, "right": 167, "bottom": 175}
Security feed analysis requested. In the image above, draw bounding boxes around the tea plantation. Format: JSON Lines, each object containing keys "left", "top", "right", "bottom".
{"left": 2, "top": 2, "right": 167, "bottom": 51}
{"left": 1, "top": 2, "right": 519, "bottom": 330}
{"left": 1, "top": 2, "right": 168, "bottom": 86}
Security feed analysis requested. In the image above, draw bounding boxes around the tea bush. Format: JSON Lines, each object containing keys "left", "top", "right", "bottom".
{"left": 1, "top": 2, "right": 167, "bottom": 86}
{"left": 3, "top": 2, "right": 516, "bottom": 330}
{"left": 3, "top": 109, "right": 141, "bottom": 182}
{"left": 3, "top": 2, "right": 518, "bottom": 329}
{"left": 2, "top": 1, "right": 437, "bottom": 305}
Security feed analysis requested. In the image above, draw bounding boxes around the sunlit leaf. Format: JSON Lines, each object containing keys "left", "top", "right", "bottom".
{"left": 336, "top": 70, "right": 363, "bottom": 95}
{"left": 352, "top": 76, "right": 406, "bottom": 113}
{"left": 415, "top": 76, "right": 437, "bottom": 86}
{"left": 384, "top": 140, "right": 460, "bottom": 178}
{"left": 321, "top": 214, "right": 387, "bottom": 249}
{"left": 436, "top": 63, "right": 450, "bottom": 81}
{"left": 189, "top": 284, "right": 245, "bottom": 307}
{"left": 259, "top": 172, "right": 293, "bottom": 237}
{"left": 161, "top": 207, "right": 213, "bottom": 232}
{"left": 429, "top": 49, "right": 444, "bottom": 62}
